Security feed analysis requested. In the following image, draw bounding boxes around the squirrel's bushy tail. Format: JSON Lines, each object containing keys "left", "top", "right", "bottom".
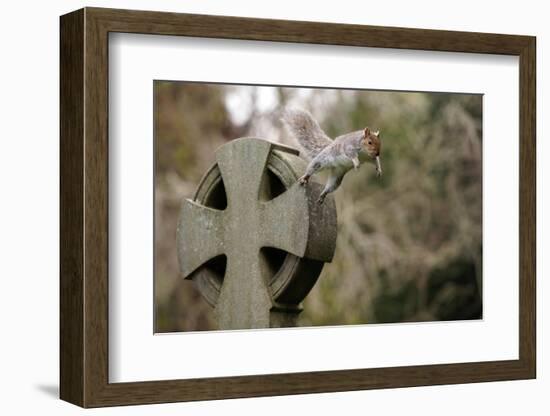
{"left": 281, "top": 108, "right": 332, "bottom": 160}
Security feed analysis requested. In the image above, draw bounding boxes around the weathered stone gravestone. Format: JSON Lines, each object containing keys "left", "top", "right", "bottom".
{"left": 177, "top": 138, "right": 337, "bottom": 330}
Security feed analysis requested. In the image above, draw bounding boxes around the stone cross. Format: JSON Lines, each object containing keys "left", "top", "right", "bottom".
{"left": 177, "top": 138, "right": 337, "bottom": 330}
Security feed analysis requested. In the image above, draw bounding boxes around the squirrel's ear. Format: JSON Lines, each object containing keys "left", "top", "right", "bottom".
{"left": 364, "top": 127, "right": 371, "bottom": 137}
{"left": 374, "top": 130, "right": 380, "bottom": 137}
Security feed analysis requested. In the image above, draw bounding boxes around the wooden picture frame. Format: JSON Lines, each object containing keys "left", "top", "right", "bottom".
{"left": 60, "top": 7, "right": 536, "bottom": 408}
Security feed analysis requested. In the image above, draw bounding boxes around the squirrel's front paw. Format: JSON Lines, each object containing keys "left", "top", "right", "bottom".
{"left": 298, "top": 175, "right": 309, "bottom": 186}
{"left": 376, "top": 168, "right": 383, "bottom": 177}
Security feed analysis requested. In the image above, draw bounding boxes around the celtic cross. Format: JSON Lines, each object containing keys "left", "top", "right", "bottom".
{"left": 177, "top": 138, "right": 336, "bottom": 330}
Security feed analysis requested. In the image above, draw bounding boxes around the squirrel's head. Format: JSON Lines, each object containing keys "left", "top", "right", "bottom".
{"left": 363, "top": 128, "right": 382, "bottom": 177}
{"left": 362, "top": 127, "right": 381, "bottom": 158}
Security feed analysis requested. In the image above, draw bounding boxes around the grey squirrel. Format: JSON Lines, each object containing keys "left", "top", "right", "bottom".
{"left": 281, "top": 108, "right": 382, "bottom": 204}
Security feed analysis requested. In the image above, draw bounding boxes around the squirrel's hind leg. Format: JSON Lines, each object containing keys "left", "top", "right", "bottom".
{"left": 317, "top": 171, "right": 344, "bottom": 204}
{"left": 298, "top": 155, "right": 327, "bottom": 186}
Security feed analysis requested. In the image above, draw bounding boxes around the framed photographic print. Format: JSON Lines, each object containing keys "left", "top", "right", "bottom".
{"left": 60, "top": 7, "right": 536, "bottom": 408}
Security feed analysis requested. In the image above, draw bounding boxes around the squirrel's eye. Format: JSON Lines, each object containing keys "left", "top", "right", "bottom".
{"left": 368, "top": 141, "right": 372, "bottom": 145}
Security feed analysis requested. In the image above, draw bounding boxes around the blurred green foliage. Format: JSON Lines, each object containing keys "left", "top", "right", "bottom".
{"left": 154, "top": 81, "right": 482, "bottom": 332}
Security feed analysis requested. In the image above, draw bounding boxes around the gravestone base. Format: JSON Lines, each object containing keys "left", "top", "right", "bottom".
{"left": 270, "top": 304, "right": 303, "bottom": 328}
